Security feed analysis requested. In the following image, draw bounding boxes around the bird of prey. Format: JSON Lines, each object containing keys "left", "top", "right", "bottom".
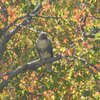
{"left": 36, "top": 32, "right": 53, "bottom": 72}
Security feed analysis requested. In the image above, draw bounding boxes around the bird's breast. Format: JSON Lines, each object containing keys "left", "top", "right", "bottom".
{"left": 37, "top": 40, "right": 48, "bottom": 50}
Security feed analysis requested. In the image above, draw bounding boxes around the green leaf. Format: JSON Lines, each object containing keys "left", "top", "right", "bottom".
{"left": 82, "top": 90, "right": 92, "bottom": 97}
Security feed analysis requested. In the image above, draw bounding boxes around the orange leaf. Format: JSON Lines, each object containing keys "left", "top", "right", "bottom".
{"left": 83, "top": 42, "right": 92, "bottom": 49}
{"left": 64, "top": 49, "right": 73, "bottom": 55}
{"left": 3, "top": 17, "right": 6, "bottom": 22}
{"left": 95, "top": 64, "right": 100, "bottom": 68}
{"left": 64, "top": 38, "right": 68, "bottom": 43}
{"left": 74, "top": 42, "right": 79, "bottom": 46}
{"left": 3, "top": 75, "right": 9, "bottom": 80}
{"left": 90, "top": 66, "right": 98, "bottom": 73}
{"left": 43, "top": 91, "right": 47, "bottom": 97}
{"left": 1, "top": 0, "right": 6, "bottom": 3}
{"left": 47, "top": 29, "right": 52, "bottom": 32}
{"left": 28, "top": 86, "right": 33, "bottom": 92}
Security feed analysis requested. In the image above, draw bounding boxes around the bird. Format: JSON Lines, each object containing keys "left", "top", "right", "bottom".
{"left": 36, "top": 32, "right": 53, "bottom": 72}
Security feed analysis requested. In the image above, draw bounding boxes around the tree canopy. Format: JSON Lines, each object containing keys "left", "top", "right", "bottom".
{"left": 0, "top": 0, "right": 100, "bottom": 99}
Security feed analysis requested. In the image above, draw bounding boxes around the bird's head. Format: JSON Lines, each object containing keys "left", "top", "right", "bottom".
{"left": 39, "top": 32, "right": 47, "bottom": 39}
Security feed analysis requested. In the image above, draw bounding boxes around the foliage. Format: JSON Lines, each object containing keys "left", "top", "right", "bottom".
{"left": 0, "top": 0, "right": 100, "bottom": 99}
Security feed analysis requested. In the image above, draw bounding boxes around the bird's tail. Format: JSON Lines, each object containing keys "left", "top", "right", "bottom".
{"left": 45, "top": 63, "right": 52, "bottom": 72}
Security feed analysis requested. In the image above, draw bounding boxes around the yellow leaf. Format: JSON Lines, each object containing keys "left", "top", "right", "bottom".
{"left": 54, "top": 25, "right": 61, "bottom": 29}
{"left": 60, "top": 47, "right": 66, "bottom": 52}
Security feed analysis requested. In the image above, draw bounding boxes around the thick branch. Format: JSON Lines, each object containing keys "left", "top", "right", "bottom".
{"left": 0, "top": 1, "right": 54, "bottom": 60}
{"left": 6, "top": 14, "right": 29, "bottom": 30}
{"left": 0, "top": 54, "right": 99, "bottom": 93}
{"left": 0, "top": 55, "right": 62, "bottom": 92}
{"left": 6, "top": 3, "right": 42, "bottom": 44}
{"left": 0, "top": 3, "right": 42, "bottom": 60}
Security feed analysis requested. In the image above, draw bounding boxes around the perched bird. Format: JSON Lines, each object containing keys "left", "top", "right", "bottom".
{"left": 36, "top": 32, "right": 53, "bottom": 72}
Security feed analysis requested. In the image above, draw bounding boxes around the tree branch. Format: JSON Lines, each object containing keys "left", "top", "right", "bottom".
{"left": 0, "top": 55, "right": 62, "bottom": 92}
{"left": 0, "top": 3, "right": 42, "bottom": 60}
{"left": 36, "top": 15, "right": 61, "bottom": 19}
{"left": 73, "top": 55, "right": 100, "bottom": 93}
{"left": 0, "top": 53, "right": 99, "bottom": 93}
{"left": 6, "top": 3, "right": 42, "bottom": 44}
{"left": 0, "top": 1, "right": 54, "bottom": 60}
{"left": 6, "top": 14, "right": 29, "bottom": 30}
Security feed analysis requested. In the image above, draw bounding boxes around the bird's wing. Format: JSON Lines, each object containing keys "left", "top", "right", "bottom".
{"left": 47, "top": 39, "right": 53, "bottom": 57}
{"left": 36, "top": 39, "right": 42, "bottom": 58}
